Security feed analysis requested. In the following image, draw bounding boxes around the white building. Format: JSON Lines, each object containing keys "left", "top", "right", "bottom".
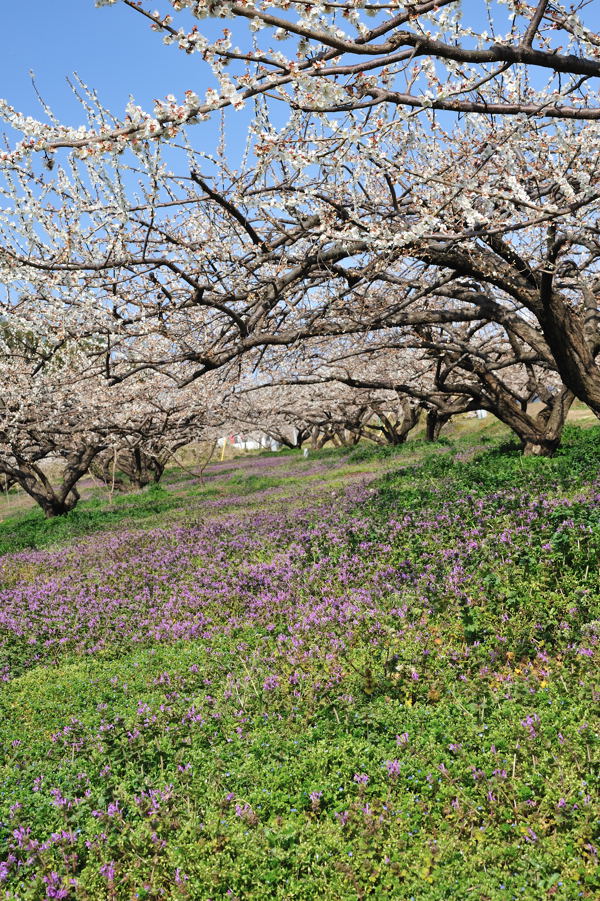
{"left": 217, "top": 434, "right": 280, "bottom": 452}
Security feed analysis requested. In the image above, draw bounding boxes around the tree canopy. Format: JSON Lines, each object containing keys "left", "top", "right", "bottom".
{"left": 0, "top": 1, "right": 598, "bottom": 513}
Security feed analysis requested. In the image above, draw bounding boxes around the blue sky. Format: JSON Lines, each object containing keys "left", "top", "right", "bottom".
{"left": 0, "top": 0, "right": 253, "bottom": 159}
{"left": 1, "top": 1, "right": 209, "bottom": 119}
{"left": 1, "top": 2, "right": 493, "bottom": 128}
{"left": 0, "top": 1, "right": 520, "bottom": 169}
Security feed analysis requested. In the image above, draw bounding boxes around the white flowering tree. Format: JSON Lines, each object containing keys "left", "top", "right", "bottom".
{"left": 258, "top": 319, "right": 575, "bottom": 454}
{"left": 0, "top": 324, "right": 110, "bottom": 516}
{"left": 88, "top": 389, "right": 216, "bottom": 490}
{"left": 0, "top": 310, "right": 223, "bottom": 515}
{"left": 411, "top": 322, "right": 575, "bottom": 455}
{"left": 222, "top": 381, "right": 370, "bottom": 449}
{"left": 4, "top": 0, "right": 597, "bottom": 167}
{"left": 1, "top": 25, "right": 599, "bottom": 465}
{"left": 226, "top": 112, "right": 600, "bottom": 422}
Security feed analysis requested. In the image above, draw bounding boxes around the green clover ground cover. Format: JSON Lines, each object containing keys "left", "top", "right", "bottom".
{"left": 0, "top": 431, "right": 598, "bottom": 900}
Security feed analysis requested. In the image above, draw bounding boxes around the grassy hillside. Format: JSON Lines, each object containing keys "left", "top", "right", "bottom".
{"left": 0, "top": 428, "right": 598, "bottom": 899}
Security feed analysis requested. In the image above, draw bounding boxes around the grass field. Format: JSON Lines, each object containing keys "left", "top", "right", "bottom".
{"left": 0, "top": 427, "right": 598, "bottom": 899}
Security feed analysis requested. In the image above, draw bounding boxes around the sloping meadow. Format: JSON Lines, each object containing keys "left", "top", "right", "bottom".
{"left": 0, "top": 433, "right": 598, "bottom": 900}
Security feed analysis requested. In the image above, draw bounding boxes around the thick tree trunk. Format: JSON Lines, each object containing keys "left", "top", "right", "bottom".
{"left": 125, "top": 448, "right": 150, "bottom": 489}
{"left": 366, "top": 401, "right": 420, "bottom": 445}
{"left": 425, "top": 410, "right": 449, "bottom": 442}
{"left": 486, "top": 385, "right": 574, "bottom": 457}
{"left": 115, "top": 447, "right": 166, "bottom": 489}
{"left": 149, "top": 458, "right": 165, "bottom": 483}
{"left": 418, "top": 240, "right": 600, "bottom": 417}
{"left": 7, "top": 444, "right": 101, "bottom": 517}
{"left": 537, "top": 289, "right": 600, "bottom": 417}
{"left": 38, "top": 488, "right": 80, "bottom": 518}
{"left": 311, "top": 427, "right": 330, "bottom": 450}
{"left": 331, "top": 427, "right": 362, "bottom": 447}
{"left": 275, "top": 434, "right": 306, "bottom": 449}
{"left": 521, "top": 438, "right": 560, "bottom": 457}
{"left": 285, "top": 427, "right": 310, "bottom": 449}
{"left": 431, "top": 337, "right": 576, "bottom": 456}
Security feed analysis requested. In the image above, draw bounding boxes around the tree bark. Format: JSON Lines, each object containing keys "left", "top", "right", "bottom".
{"left": 425, "top": 409, "right": 447, "bottom": 442}
{"left": 2, "top": 444, "right": 103, "bottom": 517}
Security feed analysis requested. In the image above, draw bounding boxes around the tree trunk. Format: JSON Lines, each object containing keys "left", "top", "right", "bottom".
{"left": 38, "top": 489, "right": 79, "bottom": 518}
{"left": 484, "top": 384, "right": 574, "bottom": 458}
{"left": 116, "top": 447, "right": 164, "bottom": 489}
{"left": 90, "top": 459, "right": 126, "bottom": 492}
{"left": 537, "top": 290, "right": 600, "bottom": 417}
{"left": 521, "top": 438, "right": 560, "bottom": 457}
{"left": 425, "top": 410, "right": 447, "bottom": 442}
{"left": 149, "top": 458, "right": 165, "bottom": 483}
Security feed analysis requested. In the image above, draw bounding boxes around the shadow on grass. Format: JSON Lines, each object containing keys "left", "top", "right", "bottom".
{"left": 0, "top": 485, "right": 181, "bottom": 556}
